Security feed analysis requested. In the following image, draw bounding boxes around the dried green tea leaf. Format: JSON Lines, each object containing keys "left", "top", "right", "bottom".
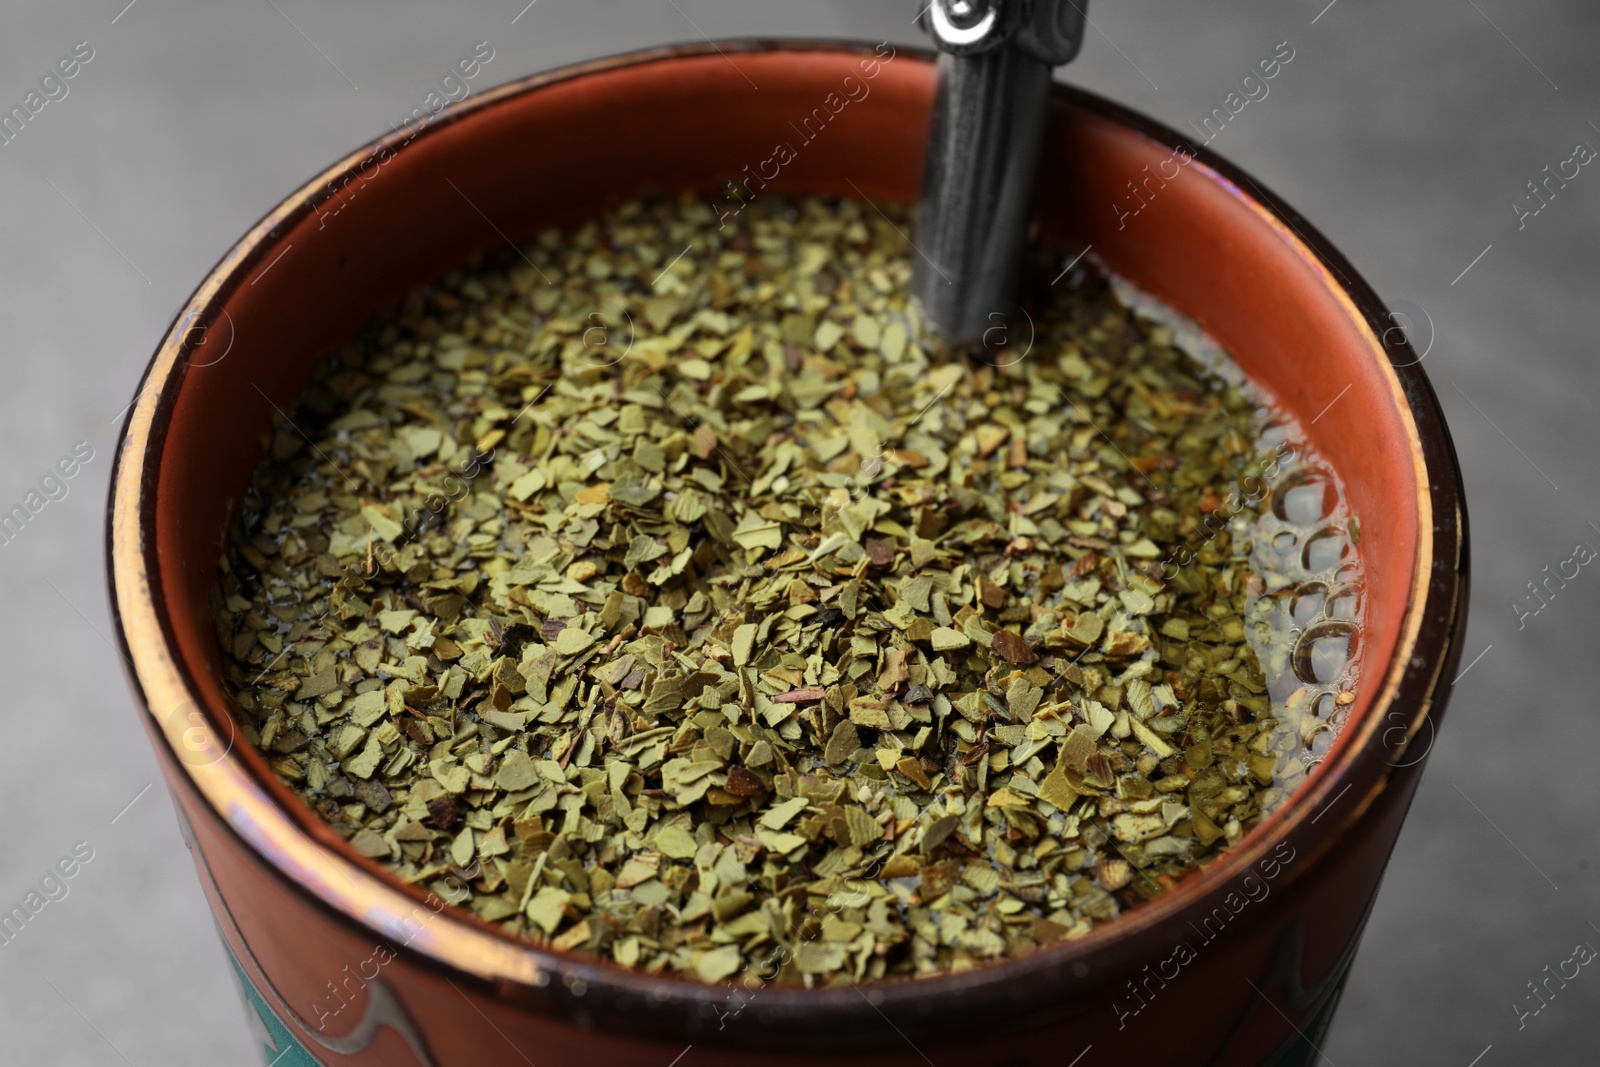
{"left": 696, "top": 944, "right": 744, "bottom": 983}
{"left": 990, "top": 630, "right": 1037, "bottom": 665}
{"left": 655, "top": 824, "right": 699, "bottom": 860}
{"left": 554, "top": 627, "right": 596, "bottom": 656}
{"left": 824, "top": 720, "right": 860, "bottom": 766}
{"left": 526, "top": 886, "right": 571, "bottom": 934}
{"left": 731, "top": 623, "right": 757, "bottom": 667}
{"left": 1038, "top": 765, "right": 1081, "bottom": 812}
{"left": 496, "top": 750, "right": 540, "bottom": 792}
{"left": 760, "top": 797, "right": 809, "bottom": 831}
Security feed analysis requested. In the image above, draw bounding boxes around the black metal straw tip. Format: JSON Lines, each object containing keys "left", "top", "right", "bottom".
{"left": 912, "top": 0, "right": 1088, "bottom": 349}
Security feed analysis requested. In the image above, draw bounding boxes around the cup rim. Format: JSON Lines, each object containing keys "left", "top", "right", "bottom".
{"left": 105, "top": 37, "right": 1468, "bottom": 1039}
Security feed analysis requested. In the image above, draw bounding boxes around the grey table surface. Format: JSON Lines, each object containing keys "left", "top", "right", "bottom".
{"left": 0, "top": 1, "right": 1592, "bottom": 1064}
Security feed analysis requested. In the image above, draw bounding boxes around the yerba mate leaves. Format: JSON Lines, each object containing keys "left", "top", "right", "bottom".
{"left": 210, "top": 193, "right": 1360, "bottom": 987}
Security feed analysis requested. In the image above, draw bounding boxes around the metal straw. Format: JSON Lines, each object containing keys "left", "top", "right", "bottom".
{"left": 913, "top": 0, "right": 1088, "bottom": 347}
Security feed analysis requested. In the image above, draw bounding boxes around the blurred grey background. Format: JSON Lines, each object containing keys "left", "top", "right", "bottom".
{"left": 0, "top": 0, "right": 1592, "bottom": 1063}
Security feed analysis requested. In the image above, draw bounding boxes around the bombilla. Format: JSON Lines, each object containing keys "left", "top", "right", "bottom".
{"left": 913, "top": 0, "right": 1088, "bottom": 347}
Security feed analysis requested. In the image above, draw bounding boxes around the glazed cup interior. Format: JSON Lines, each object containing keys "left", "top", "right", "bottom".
{"left": 119, "top": 40, "right": 1429, "bottom": 1002}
